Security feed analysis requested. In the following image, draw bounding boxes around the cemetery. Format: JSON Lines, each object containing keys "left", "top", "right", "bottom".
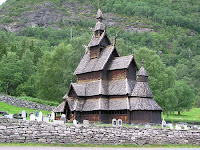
{"left": 0, "top": 0, "right": 200, "bottom": 146}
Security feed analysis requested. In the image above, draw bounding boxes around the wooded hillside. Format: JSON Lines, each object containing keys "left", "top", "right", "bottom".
{"left": 0, "top": 0, "right": 199, "bottom": 114}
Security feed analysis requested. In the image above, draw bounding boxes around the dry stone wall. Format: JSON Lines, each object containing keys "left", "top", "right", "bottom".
{"left": 0, "top": 119, "right": 199, "bottom": 145}
{"left": 0, "top": 95, "right": 55, "bottom": 111}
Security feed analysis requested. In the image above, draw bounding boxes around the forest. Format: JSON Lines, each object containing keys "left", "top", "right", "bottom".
{"left": 0, "top": 0, "right": 200, "bottom": 115}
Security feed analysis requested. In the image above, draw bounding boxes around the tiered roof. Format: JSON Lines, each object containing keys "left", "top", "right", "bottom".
{"left": 55, "top": 3, "right": 162, "bottom": 113}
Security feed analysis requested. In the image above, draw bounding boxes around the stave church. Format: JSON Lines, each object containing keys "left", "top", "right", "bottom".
{"left": 53, "top": 1, "right": 162, "bottom": 124}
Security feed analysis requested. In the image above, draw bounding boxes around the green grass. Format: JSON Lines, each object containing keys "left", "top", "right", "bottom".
{"left": 0, "top": 101, "right": 50, "bottom": 119}
{"left": 0, "top": 143, "right": 199, "bottom": 148}
{"left": 17, "top": 96, "right": 60, "bottom": 106}
{"left": 163, "top": 108, "right": 200, "bottom": 123}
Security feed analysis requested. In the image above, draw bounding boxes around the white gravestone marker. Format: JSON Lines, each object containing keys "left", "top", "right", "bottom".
{"left": 43, "top": 117, "right": 50, "bottom": 123}
{"left": 37, "top": 111, "right": 43, "bottom": 122}
{"left": 117, "top": 119, "right": 122, "bottom": 127}
{"left": 60, "top": 114, "right": 66, "bottom": 123}
{"left": 53, "top": 120, "right": 65, "bottom": 125}
{"left": 175, "top": 124, "right": 181, "bottom": 130}
{"left": 22, "top": 110, "right": 26, "bottom": 120}
{"left": 73, "top": 119, "right": 78, "bottom": 125}
{"left": 162, "top": 118, "right": 166, "bottom": 128}
{"left": 51, "top": 112, "right": 55, "bottom": 121}
{"left": 83, "top": 120, "right": 89, "bottom": 127}
{"left": 112, "top": 118, "right": 117, "bottom": 127}
{"left": 167, "top": 123, "right": 173, "bottom": 130}
{"left": 183, "top": 125, "right": 188, "bottom": 130}
{"left": 30, "top": 114, "right": 36, "bottom": 121}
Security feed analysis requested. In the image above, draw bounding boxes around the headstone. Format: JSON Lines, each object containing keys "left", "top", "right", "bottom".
{"left": 162, "top": 118, "right": 166, "bottom": 128}
{"left": 73, "top": 119, "right": 78, "bottom": 125}
{"left": 112, "top": 118, "right": 117, "bottom": 127}
{"left": 193, "top": 125, "right": 198, "bottom": 130}
{"left": 30, "top": 114, "right": 36, "bottom": 121}
{"left": 22, "top": 110, "right": 26, "bottom": 119}
{"left": 167, "top": 123, "right": 173, "bottom": 130}
{"left": 43, "top": 117, "right": 50, "bottom": 123}
{"left": 175, "top": 124, "right": 181, "bottom": 130}
{"left": 37, "top": 111, "right": 43, "bottom": 122}
{"left": 60, "top": 114, "right": 66, "bottom": 124}
{"left": 145, "top": 124, "right": 150, "bottom": 128}
{"left": 50, "top": 112, "right": 55, "bottom": 121}
{"left": 117, "top": 119, "right": 122, "bottom": 127}
{"left": 83, "top": 120, "right": 89, "bottom": 127}
{"left": 183, "top": 125, "right": 188, "bottom": 130}
{"left": 4, "top": 114, "right": 13, "bottom": 119}
{"left": 53, "top": 120, "right": 65, "bottom": 125}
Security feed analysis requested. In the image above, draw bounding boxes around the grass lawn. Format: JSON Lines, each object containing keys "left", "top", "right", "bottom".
{"left": 0, "top": 143, "right": 199, "bottom": 148}
{"left": 0, "top": 101, "right": 50, "bottom": 119}
{"left": 163, "top": 108, "right": 200, "bottom": 123}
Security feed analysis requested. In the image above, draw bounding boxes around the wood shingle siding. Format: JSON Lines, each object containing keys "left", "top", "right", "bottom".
{"left": 56, "top": 3, "right": 162, "bottom": 124}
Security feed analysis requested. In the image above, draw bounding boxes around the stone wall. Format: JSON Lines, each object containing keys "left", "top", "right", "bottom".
{"left": 0, "top": 119, "right": 199, "bottom": 145}
{"left": 0, "top": 95, "right": 55, "bottom": 111}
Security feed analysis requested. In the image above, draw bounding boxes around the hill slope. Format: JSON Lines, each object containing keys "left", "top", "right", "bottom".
{"left": 0, "top": 0, "right": 200, "bottom": 113}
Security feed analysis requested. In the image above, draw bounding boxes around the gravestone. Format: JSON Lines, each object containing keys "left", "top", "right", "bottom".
{"left": 43, "top": 117, "right": 50, "bottom": 123}
{"left": 162, "top": 118, "right": 166, "bottom": 128}
{"left": 60, "top": 114, "right": 66, "bottom": 124}
{"left": 112, "top": 118, "right": 117, "bottom": 127}
{"left": 73, "top": 119, "right": 78, "bottom": 125}
{"left": 50, "top": 112, "right": 55, "bottom": 121}
{"left": 167, "top": 123, "right": 173, "bottom": 130}
{"left": 37, "top": 111, "right": 43, "bottom": 122}
{"left": 4, "top": 114, "right": 13, "bottom": 119}
{"left": 30, "top": 114, "right": 36, "bottom": 121}
{"left": 83, "top": 120, "right": 89, "bottom": 127}
{"left": 53, "top": 120, "right": 65, "bottom": 125}
{"left": 175, "top": 124, "right": 181, "bottom": 130}
{"left": 145, "top": 124, "right": 150, "bottom": 128}
{"left": 117, "top": 119, "right": 122, "bottom": 127}
{"left": 22, "top": 110, "right": 26, "bottom": 120}
{"left": 183, "top": 125, "right": 189, "bottom": 130}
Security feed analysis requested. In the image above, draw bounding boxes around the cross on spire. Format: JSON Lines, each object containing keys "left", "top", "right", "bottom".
{"left": 141, "top": 59, "right": 144, "bottom": 66}
{"left": 113, "top": 32, "right": 118, "bottom": 47}
{"left": 98, "top": 0, "right": 100, "bottom": 9}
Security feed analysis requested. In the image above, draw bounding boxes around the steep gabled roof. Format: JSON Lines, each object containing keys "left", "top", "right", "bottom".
{"left": 130, "top": 98, "right": 162, "bottom": 110}
{"left": 88, "top": 31, "right": 111, "bottom": 47}
{"left": 53, "top": 101, "right": 66, "bottom": 113}
{"left": 137, "top": 66, "right": 148, "bottom": 76}
{"left": 108, "top": 55, "right": 138, "bottom": 70}
{"left": 131, "top": 82, "right": 153, "bottom": 98}
{"left": 94, "top": 21, "right": 105, "bottom": 31}
{"left": 68, "top": 83, "right": 85, "bottom": 97}
{"left": 74, "top": 45, "right": 117, "bottom": 75}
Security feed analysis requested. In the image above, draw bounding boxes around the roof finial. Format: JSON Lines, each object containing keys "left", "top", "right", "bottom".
{"left": 98, "top": 0, "right": 100, "bottom": 9}
{"left": 132, "top": 49, "right": 134, "bottom": 55}
{"left": 141, "top": 59, "right": 144, "bottom": 67}
{"left": 113, "top": 32, "right": 118, "bottom": 47}
{"left": 70, "top": 79, "right": 72, "bottom": 83}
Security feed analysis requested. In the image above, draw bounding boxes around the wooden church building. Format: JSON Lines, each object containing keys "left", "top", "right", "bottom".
{"left": 54, "top": 2, "right": 162, "bottom": 124}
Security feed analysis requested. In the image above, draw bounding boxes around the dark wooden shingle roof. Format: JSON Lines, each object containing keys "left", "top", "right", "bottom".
{"left": 74, "top": 46, "right": 115, "bottom": 75}
{"left": 53, "top": 101, "right": 66, "bottom": 113}
{"left": 131, "top": 82, "right": 153, "bottom": 98}
{"left": 137, "top": 66, "right": 148, "bottom": 76}
{"left": 130, "top": 98, "right": 162, "bottom": 110}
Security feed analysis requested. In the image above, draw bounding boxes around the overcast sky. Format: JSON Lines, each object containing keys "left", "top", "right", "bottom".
{"left": 0, "top": 0, "right": 6, "bottom": 5}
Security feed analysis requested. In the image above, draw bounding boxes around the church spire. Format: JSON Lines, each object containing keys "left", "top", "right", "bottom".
{"left": 96, "top": 0, "right": 103, "bottom": 22}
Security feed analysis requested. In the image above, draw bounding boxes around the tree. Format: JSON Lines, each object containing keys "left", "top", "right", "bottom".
{"left": 0, "top": 52, "right": 22, "bottom": 95}
{"left": 173, "top": 81, "right": 194, "bottom": 115}
{"left": 134, "top": 47, "right": 176, "bottom": 113}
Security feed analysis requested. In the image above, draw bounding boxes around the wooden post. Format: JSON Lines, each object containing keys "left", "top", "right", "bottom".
{"left": 127, "top": 110, "right": 131, "bottom": 124}
{"left": 99, "top": 110, "right": 102, "bottom": 122}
